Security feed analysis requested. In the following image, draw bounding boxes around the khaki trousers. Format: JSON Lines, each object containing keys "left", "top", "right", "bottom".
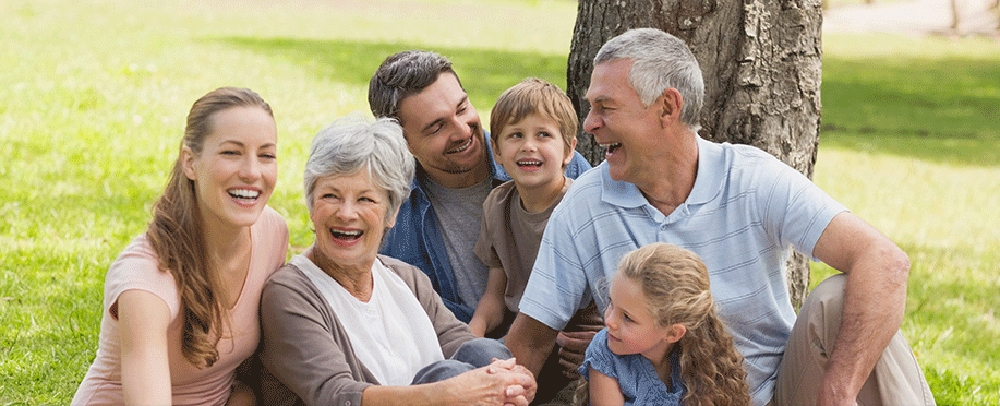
{"left": 771, "top": 274, "right": 936, "bottom": 406}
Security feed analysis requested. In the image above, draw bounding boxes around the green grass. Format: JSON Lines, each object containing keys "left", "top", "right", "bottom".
{"left": 1, "top": 1, "right": 997, "bottom": 404}
{"left": 811, "top": 33, "right": 1000, "bottom": 405}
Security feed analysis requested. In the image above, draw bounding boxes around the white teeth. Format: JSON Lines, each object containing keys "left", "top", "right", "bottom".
{"left": 449, "top": 138, "right": 472, "bottom": 154}
{"left": 229, "top": 189, "right": 260, "bottom": 199}
{"left": 517, "top": 159, "right": 542, "bottom": 166}
{"left": 331, "top": 229, "right": 363, "bottom": 239}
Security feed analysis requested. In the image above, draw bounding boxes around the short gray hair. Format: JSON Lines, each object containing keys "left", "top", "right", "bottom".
{"left": 303, "top": 116, "right": 415, "bottom": 224}
{"left": 594, "top": 28, "right": 704, "bottom": 131}
{"left": 368, "top": 50, "right": 458, "bottom": 124}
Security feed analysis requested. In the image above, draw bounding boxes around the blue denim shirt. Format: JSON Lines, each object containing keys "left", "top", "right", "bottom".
{"left": 379, "top": 138, "right": 592, "bottom": 321}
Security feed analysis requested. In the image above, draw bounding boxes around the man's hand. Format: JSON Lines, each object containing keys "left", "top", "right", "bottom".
{"left": 555, "top": 331, "right": 598, "bottom": 379}
{"left": 557, "top": 303, "right": 604, "bottom": 378}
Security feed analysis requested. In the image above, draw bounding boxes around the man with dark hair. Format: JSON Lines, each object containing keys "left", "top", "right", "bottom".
{"left": 368, "top": 50, "right": 591, "bottom": 323}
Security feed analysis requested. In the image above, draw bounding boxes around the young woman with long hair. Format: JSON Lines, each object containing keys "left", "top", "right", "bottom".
{"left": 73, "top": 87, "right": 288, "bottom": 405}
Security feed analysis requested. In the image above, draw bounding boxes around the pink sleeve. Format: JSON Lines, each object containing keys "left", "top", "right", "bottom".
{"left": 103, "top": 235, "right": 181, "bottom": 321}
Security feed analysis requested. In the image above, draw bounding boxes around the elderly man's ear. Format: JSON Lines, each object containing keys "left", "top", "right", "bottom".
{"left": 658, "top": 88, "right": 683, "bottom": 129}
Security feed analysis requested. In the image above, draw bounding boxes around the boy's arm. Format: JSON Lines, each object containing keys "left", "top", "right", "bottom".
{"left": 468, "top": 266, "right": 508, "bottom": 337}
{"left": 588, "top": 369, "right": 625, "bottom": 406}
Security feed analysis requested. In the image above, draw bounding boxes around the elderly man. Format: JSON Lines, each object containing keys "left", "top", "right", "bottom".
{"left": 505, "top": 28, "right": 935, "bottom": 406}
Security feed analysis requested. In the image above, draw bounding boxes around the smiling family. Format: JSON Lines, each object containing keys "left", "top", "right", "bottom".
{"left": 72, "top": 28, "right": 935, "bottom": 406}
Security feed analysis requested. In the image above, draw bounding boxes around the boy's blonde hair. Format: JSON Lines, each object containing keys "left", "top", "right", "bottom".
{"left": 617, "top": 242, "right": 749, "bottom": 406}
{"left": 490, "top": 78, "right": 577, "bottom": 155}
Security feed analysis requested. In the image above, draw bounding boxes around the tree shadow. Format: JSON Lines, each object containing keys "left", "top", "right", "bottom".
{"left": 207, "top": 36, "right": 999, "bottom": 167}
{"left": 821, "top": 57, "right": 1000, "bottom": 167}
{"left": 206, "top": 36, "right": 570, "bottom": 116}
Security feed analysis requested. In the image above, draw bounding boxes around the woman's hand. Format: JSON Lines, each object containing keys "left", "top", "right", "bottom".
{"left": 487, "top": 358, "right": 536, "bottom": 405}
{"left": 439, "top": 361, "right": 536, "bottom": 406}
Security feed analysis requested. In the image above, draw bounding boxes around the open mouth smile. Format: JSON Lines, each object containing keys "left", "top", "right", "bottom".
{"left": 516, "top": 158, "right": 543, "bottom": 168}
{"left": 600, "top": 143, "right": 623, "bottom": 154}
{"left": 228, "top": 188, "right": 261, "bottom": 204}
{"left": 330, "top": 228, "right": 363, "bottom": 241}
{"left": 446, "top": 137, "right": 473, "bottom": 154}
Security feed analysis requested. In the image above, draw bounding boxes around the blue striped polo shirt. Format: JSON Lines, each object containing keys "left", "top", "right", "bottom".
{"left": 519, "top": 137, "right": 847, "bottom": 406}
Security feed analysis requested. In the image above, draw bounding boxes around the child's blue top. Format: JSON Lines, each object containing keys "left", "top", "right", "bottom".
{"left": 579, "top": 328, "right": 685, "bottom": 406}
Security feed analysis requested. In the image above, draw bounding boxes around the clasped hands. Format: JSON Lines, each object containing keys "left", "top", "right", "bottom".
{"left": 482, "top": 357, "right": 536, "bottom": 406}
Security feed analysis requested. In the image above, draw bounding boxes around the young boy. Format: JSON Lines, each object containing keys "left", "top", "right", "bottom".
{"left": 471, "top": 77, "right": 602, "bottom": 404}
{"left": 469, "top": 77, "right": 581, "bottom": 338}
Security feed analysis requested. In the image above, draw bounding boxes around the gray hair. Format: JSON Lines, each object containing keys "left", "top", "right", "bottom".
{"left": 594, "top": 28, "right": 704, "bottom": 131}
{"left": 303, "top": 116, "right": 415, "bottom": 224}
{"left": 368, "top": 50, "right": 458, "bottom": 124}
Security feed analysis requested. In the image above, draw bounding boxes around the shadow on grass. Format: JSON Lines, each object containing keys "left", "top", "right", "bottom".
{"left": 821, "top": 57, "right": 1000, "bottom": 167}
{"left": 209, "top": 37, "right": 1000, "bottom": 167}
{"left": 206, "top": 36, "right": 569, "bottom": 115}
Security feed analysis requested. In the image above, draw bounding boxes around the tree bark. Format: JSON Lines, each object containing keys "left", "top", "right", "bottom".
{"left": 950, "top": 0, "right": 962, "bottom": 34}
{"left": 567, "top": 0, "right": 823, "bottom": 308}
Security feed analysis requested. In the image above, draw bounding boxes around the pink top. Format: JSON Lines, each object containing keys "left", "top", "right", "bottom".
{"left": 72, "top": 206, "right": 288, "bottom": 406}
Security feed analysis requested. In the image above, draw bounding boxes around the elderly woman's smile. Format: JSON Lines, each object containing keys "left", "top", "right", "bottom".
{"left": 310, "top": 170, "right": 395, "bottom": 272}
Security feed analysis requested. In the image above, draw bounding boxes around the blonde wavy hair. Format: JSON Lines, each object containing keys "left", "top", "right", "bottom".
{"left": 145, "top": 87, "right": 272, "bottom": 368}
{"left": 576, "top": 242, "right": 749, "bottom": 406}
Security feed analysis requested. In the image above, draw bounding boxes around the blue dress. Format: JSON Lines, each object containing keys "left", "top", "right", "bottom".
{"left": 578, "top": 329, "right": 685, "bottom": 406}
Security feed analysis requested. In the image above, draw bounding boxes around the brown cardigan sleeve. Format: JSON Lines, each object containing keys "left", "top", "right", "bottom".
{"left": 259, "top": 263, "right": 376, "bottom": 406}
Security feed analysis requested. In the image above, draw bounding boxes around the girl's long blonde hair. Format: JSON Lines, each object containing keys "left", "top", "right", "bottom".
{"left": 620, "top": 242, "right": 749, "bottom": 406}
{"left": 576, "top": 243, "right": 749, "bottom": 406}
{"left": 145, "top": 87, "right": 272, "bottom": 368}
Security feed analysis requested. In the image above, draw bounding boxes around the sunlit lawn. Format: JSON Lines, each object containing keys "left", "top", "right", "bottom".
{"left": 1, "top": 0, "right": 997, "bottom": 404}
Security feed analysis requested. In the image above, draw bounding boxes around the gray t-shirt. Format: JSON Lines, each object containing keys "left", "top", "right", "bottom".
{"left": 424, "top": 177, "right": 492, "bottom": 309}
{"left": 473, "top": 180, "right": 569, "bottom": 313}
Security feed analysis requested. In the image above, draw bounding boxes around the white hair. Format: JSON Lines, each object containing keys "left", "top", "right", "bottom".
{"left": 303, "top": 115, "right": 415, "bottom": 224}
{"left": 595, "top": 28, "right": 705, "bottom": 131}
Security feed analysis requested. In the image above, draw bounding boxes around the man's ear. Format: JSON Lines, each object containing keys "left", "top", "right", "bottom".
{"left": 664, "top": 323, "right": 687, "bottom": 345}
{"left": 659, "top": 88, "right": 683, "bottom": 128}
{"left": 181, "top": 146, "right": 197, "bottom": 181}
{"left": 400, "top": 130, "right": 417, "bottom": 156}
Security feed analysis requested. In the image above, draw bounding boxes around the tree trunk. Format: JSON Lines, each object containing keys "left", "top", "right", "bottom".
{"left": 950, "top": 0, "right": 962, "bottom": 34}
{"left": 566, "top": 0, "right": 823, "bottom": 308}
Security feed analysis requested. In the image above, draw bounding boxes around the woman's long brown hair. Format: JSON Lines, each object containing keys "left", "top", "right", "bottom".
{"left": 145, "top": 87, "right": 272, "bottom": 368}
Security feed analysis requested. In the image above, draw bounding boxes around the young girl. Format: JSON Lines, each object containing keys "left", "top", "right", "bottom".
{"left": 73, "top": 87, "right": 289, "bottom": 406}
{"left": 577, "top": 243, "right": 749, "bottom": 406}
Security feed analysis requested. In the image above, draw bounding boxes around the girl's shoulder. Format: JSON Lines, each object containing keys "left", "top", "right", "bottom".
{"left": 580, "top": 329, "right": 622, "bottom": 380}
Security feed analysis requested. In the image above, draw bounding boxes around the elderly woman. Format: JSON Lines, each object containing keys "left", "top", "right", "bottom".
{"left": 260, "top": 116, "right": 535, "bottom": 406}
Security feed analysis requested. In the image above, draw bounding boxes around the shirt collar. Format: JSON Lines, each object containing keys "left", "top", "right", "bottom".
{"left": 687, "top": 137, "right": 725, "bottom": 206}
{"left": 600, "top": 137, "right": 725, "bottom": 209}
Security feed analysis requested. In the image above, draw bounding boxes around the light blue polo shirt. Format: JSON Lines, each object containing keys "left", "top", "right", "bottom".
{"left": 519, "top": 137, "right": 847, "bottom": 406}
